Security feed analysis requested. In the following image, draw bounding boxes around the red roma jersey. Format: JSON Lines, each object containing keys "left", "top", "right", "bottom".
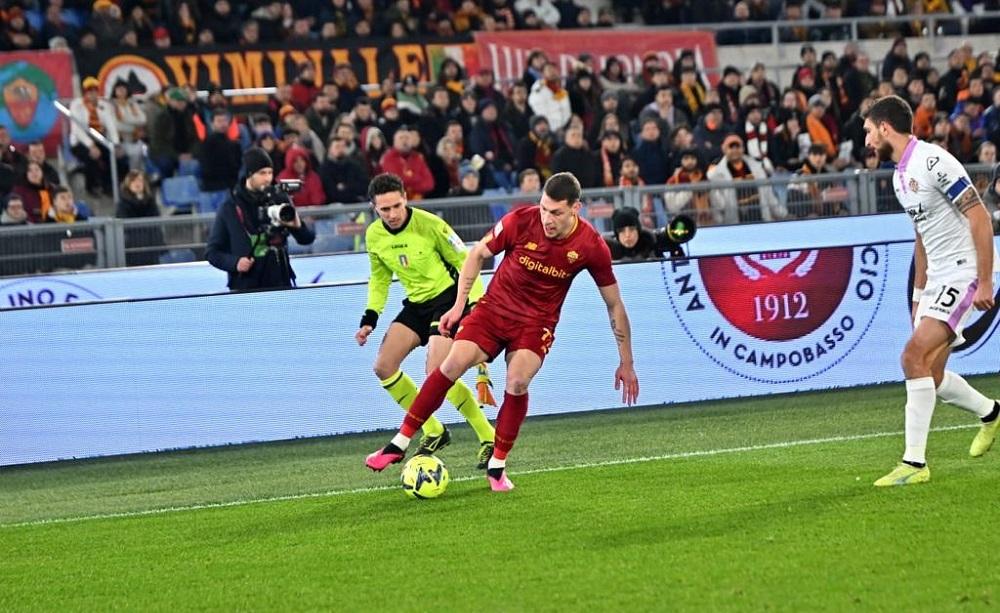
{"left": 480, "top": 205, "right": 616, "bottom": 327}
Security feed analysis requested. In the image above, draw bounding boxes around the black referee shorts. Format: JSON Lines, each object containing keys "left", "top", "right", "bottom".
{"left": 392, "top": 285, "right": 471, "bottom": 346}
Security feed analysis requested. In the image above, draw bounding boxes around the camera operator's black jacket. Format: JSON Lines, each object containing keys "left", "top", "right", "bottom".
{"left": 206, "top": 182, "right": 316, "bottom": 290}
{"left": 604, "top": 229, "right": 685, "bottom": 262}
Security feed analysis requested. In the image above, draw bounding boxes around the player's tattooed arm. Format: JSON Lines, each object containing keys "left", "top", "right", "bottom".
{"left": 609, "top": 316, "right": 626, "bottom": 346}
{"left": 956, "top": 187, "right": 984, "bottom": 214}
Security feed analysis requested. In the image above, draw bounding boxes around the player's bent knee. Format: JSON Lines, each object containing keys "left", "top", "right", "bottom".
{"left": 505, "top": 376, "right": 532, "bottom": 395}
{"left": 373, "top": 360, "right": 399, "bottom": 381}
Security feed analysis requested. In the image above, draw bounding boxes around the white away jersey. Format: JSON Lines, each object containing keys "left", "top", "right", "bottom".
{"left": 892, "top": 137, "right": 977, "bottom": 276}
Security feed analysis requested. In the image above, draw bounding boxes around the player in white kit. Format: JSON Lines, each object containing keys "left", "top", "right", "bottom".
{"left": 863, "top": 95, "right": 1000, "bottom": 486}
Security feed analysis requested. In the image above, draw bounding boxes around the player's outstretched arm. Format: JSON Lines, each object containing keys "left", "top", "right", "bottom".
{"left": 440, "top": 240, "right": 495, "bottom": 336}
{"left": 958, "top": 188, "right": 997, "bottom": 310}
{"left": 598, "top": 283, "right": 639, "bottom": 406}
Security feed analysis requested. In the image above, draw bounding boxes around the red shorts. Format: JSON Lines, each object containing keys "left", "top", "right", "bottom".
{"left": 455, "top": 302, "right": 556, "bottom": 362}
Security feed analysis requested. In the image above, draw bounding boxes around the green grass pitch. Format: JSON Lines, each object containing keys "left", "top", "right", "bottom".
{"left": 2, "top": 378, "right": 999, "bottom": 611}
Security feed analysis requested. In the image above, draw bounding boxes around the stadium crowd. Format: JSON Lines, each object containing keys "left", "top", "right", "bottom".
{"left": 2, "top": 1, "right": 1000, "bottom": 242}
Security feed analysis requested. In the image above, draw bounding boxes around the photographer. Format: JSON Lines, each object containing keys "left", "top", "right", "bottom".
{"left": 206, "top": 147, "right": 316, "bottom": 290}
{"left": 604, "top": 206, "right": 691, "bottom": 262}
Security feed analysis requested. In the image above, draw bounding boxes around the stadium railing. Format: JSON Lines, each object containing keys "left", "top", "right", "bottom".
{"left": 4, "top": 165, "right": 994, "bottom": 278}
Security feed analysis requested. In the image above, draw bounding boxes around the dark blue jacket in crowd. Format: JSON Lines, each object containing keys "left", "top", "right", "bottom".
{"left": 631, "top": 139, "right": 670, "bottom": 185}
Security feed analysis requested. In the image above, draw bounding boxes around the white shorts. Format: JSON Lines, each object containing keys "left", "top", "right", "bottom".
{"left": 914, "top": 270, "right": 979, "bottom": 347}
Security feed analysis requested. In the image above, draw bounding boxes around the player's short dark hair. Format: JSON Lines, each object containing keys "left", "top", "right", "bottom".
{"left": 864, "top": 95, "right": 913, "bottom": 135}
{"left": 368, "top": 173, "right": 405, "bottom": 202}
{"left": 543, "top": 172, "right": 581, "bottom": 205}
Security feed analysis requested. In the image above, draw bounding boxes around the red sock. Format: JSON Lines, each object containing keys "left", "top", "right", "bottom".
{"left": 493, "top": 391, "right": 528, "bottom": 460}
{"left": 401, "top": 368, "right": 454, "bottom": 437}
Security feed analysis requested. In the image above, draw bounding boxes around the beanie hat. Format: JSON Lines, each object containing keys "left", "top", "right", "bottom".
{"left": 243, "top": 147, "right": 273, "bottom": 176}
{"left": 459, "top": 161, "right": 479, "bottom": 180}
{"left": 612, "top": 206, "right": 640, "bottom": 233}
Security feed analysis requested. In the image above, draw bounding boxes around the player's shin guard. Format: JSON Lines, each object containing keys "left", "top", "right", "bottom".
{"left": 493, "top": 391, "right": 529, "bottom": 461}
{"left": 401, "top": 368, "right": 454, "bottom": 438}
{"left": 381, "top": 370, "right": 445, "bottom": 437}
{"left": 903, "top": 377, "right": 937, "bottom": 466}
{"left": 936, "top": 370, "right": 995, "bottom": 418}
{"left": 446, "top": 380, "right": 496, "bottom": 443}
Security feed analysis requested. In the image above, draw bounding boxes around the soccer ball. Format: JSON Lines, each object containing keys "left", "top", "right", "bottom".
{"left": 401, "top": 455, "right": 450, "bottom": 499}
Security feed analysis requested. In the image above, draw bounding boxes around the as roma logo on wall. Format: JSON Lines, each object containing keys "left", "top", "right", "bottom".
{"left": 664, "top": 245, "right": 889, "bottom": 383}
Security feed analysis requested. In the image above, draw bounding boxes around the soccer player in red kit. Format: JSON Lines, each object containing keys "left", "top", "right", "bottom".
{"left": 365, "top": 172, "right": 640, "bottom": 491}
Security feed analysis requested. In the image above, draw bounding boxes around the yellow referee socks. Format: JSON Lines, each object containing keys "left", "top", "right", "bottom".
{"left": 446, "top": 379, "right": 496, "bottom": 444}
{"left": 380, "top": 370, "right": 445, "bottom": 437}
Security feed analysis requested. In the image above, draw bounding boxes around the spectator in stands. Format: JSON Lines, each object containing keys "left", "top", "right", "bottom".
{"left": 469, "top": 99, "right": 517, "bottom": 191}
{"left": 746, "top": 63, "right": 779, "bottom": 113}
{"left": 203, "top": 0, "right": 240, "bottom": 44}
{"left": 305, "top": 94, "right": 337, "bottom": 146}
{"left": 449, "top": 162, "right": 485, "bottom": 197}
{"left": 351, "top": 98, "right": 379, "bottom": 132}
{"left": 676, "top": 66, "right": 707, "bottom": 120}
{"left": 693, "top": 104, "right": 728, "bottom": 165}
{"left": 638, "top": 87, "right": 691, "bottom": 147}
{"left": 148, "top": 87, "right": 198, "bottom": 179}
{"left": 881, "top": 37, "right": 912, "bottom": 81}
{"left": 200, "top": 109, "right": 243, "bottom": 193}
{"left": 501, "top": 81, "right": 532, "bottom": 141}
{"left": 515, "top": 0, "right": 560, "bottom": 27}
{"left": 116, "top": 170, "right": 164, "bottom": 266}
{"left": 805, "top": 95, "right": 836, "bottom": 160}
{"left": 427, "top": 136, "right": 461, "bottom": 198}
{"left": 109, "top": 81, "right": 148, "bottom": 171}
{"left": 977, "top": 141, "right": 996, "bottom": 166}
{"left": 24, "top": 142, "right": 60, "bottom": 186}
{"left": 320, "top": 137, "right": 369, "bottom": 204}
{"left": 418, "top": 86, "right": 453, "bottom": 155}
{"left": 708, "top": 133, "right": 785, "bottom": 224}
{"left": 551, "top": 125, "right": 598, "bottom": 188}
{"left": 206, "top": 147, "right": 315, "bottom": 290}
{"left": 361, "top": 126, "right": 388, "bottom": 178}
{"left": 599, "top": 58, "right": 640, "bottom": 98}
{"left": 949, "top": 113, "right": 975, "bottom": 163}
{"left": 380, "top": 128, "right": 434, "bottom": 200}
{"left": 788, "top": 143, "right": 834, "bottom": 218}
{"left": 632, "top": 117, "right": 670, "bottom": 185}
{"left": 69, "top": 76, "right": 124, "bottom": 196}
{"left": 528, "top": 62, "right": 572, "bottom": 133}
{"left": 13, "top": 161, "right": 56, "bottom": 224}
{"left": 604, "top": 206, "right": 684, "bottom": 262}
{"left": 596, "top": 131, "right": 625, "bottom": 188}
{"left": 938, "top": 49, "right": 970, "bottom": 114}
{"left": 515, "top": 115, "right": 554, "bottom": 179}
{"left": 291, "top": 62, "right": 320, "bottom": 112}
{"left": 41, "top": 4, "right": 79, "bottom": 47}
{"left": 567, "top": 70, "right": 601, "bottom": 133}
{"left": 378, "top": 98, "right": 404, "bottom": 144}
{"left": 45, "top": 185, "right": 86, "bottom": 224}
{"left": 277, "top": 146, "right": 326, "bottom": 207}
{"left": 742, "top": 100, "right": 774, "bottom": 175}
{"left": 843, "top": 53, "right": 877, "bottom": 117}
{"left": 778, "top": 2, "right": 809, "bottom": 43}
{"left": 91, "top": 0, "right": 127, "bottom": 48}
{"left": 665, "top": 148, "right": 710, "bottom": 224}
{"left": 1, "top": 193, "right": 28, "bottom": 226}
{"left": 396, "top": 75, "right": 428, "bottom": 122}
{"left": 0, "top": 126, "right": 24, "bottom": 170}
{"left": 452, "top": 91, "right": 480, "bottom": 143}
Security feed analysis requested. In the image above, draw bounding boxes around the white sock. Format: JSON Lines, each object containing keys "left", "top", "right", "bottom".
{"left": 903, "top": 377, "right": 937, "bottom": 465}
{"left": 936, "top": 371, "right": 995, "bottom": 418}
{"left": 487, "top": 456, "right": 506, "bottom": 470}
{"left": 390, "top": 433, "right": 411, "bottom": 450}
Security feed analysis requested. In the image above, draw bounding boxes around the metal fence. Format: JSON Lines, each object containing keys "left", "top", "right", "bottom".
{"left": 1, "top": 165, "right": 995, "bottom": 278}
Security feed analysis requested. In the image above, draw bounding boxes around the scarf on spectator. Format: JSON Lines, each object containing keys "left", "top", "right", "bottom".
{"left": 529, "top": 131, "right": 552, "bottom": 176}
{"left": 85, "top": 99, "right": 102, "bottom": 132}
{"left": 545, "top": 79, "right": 568, "bottom": 101}
{"left": 489, "top": 122, "right": 514, "bottom": 160}
{"left": 745, "top": 120, "right": 769, "bottom": 162}
{"left": 679, "top": 82, "right": 706, "bottom": 116}
{"left": 600, "top": 148, "right": 621, "bottom": 187}
{"left": 38, "top": 189, "right": 52, "bottom": 221}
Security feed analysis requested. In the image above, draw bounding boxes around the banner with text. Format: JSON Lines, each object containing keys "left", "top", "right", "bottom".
{"left": 4, "top": 239, "right": 999, "bottom": 465}
{"left": 0, "top": 50, "right": 74, "bottom": 154}
{"left": 474, "top": 30, "right": 719, "bottom": 85}
{"left": 75, "top": 38, "right": 477, "bottom": 107}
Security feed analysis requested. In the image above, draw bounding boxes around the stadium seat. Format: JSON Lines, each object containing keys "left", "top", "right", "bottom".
{"left": 158, "top": 249, "right": 197, "bottom": 264}
{"left": 160, "top": 176, "right": 200, "bottom": 213}
{"left": 197, "top": 190, "right": 228, "bottom": 215}
{"left": 75, "top": 201, "right": 93, "bottom": 219}
{"left": 177, "top": 158, "right": 201, "bottom": 178}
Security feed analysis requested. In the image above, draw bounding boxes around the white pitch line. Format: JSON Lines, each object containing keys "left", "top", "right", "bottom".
{"left": 0, "top": 423, "right": 979, "bottom": 530}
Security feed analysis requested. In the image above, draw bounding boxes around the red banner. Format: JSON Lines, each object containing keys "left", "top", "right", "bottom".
{"left": 0, "top": 50, "right": 74, "bottom": 154}
{"left": 474, "top": 30, "right": 719, "bottom": 86}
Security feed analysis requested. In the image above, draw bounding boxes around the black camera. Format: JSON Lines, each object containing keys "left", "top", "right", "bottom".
{"left": 262, "top": 179, "right": 302, "bottom": 227}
